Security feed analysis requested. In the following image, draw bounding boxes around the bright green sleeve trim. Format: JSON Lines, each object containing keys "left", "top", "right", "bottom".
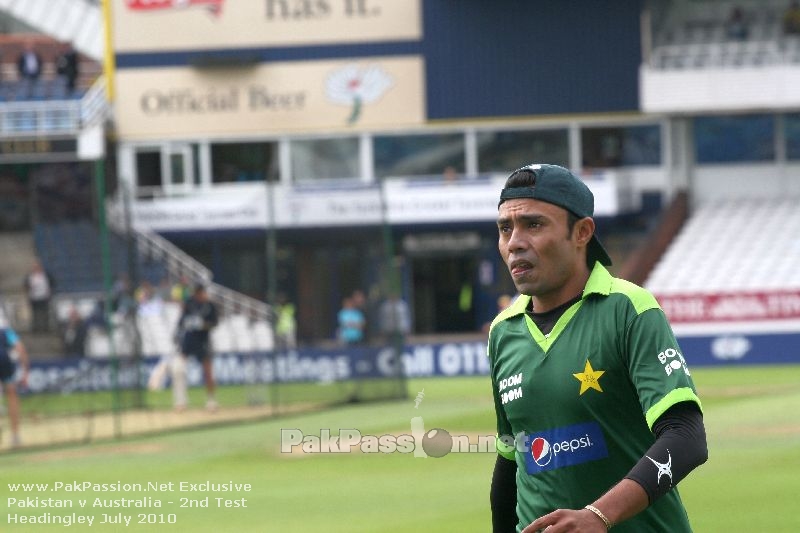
{"left": 645, "top": 387, "right": 703, "bottom": 429}
{"left": 496, "top": 435, "right": 516, "bottom": 461}
{"left": 583, "top": 264, "right": 660, "bottom": 315}
{"left": 610, "top": 277, "right": 661, "bottom": 315}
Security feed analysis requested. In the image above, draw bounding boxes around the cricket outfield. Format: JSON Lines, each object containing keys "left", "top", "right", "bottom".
{"left": 1, "top": 365, "right": 798, "bottom": 532}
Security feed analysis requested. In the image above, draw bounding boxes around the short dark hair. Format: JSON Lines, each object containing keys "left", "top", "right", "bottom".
{"left": 504, "top": 168, "right": 535, "bottom": 189}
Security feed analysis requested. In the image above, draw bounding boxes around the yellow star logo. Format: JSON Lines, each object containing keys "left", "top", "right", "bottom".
{"left": 573, "top": 360, "right": 605, "bottom": 395}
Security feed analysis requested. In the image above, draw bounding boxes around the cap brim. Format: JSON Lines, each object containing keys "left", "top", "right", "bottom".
{"left": 588, "top": 235, "right": 612, "bottom": 266}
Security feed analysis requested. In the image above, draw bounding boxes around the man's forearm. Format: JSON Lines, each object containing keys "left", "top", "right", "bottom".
{"left": 587, "top": 478, "right": 649, "bottom": 528}
{"left": 491, "top": 455, "right": 518, "bottom": 533}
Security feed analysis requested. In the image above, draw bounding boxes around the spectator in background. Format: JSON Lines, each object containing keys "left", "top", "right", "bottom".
{"left": 16, "top": 40, "right": 42, "bottom": 99}
{"left": 443, "top": 165, "right": 459, "bottom": 183}
{"left": 0, "top": 327, "right": 29, "bottom": 447}
{"left": 275, "top": 293, "right": 297, "bottom": 351}
{"left": 156, "top": 277, "right": 172, "bottom": 302}
{"left": 61, "top": 306, "right": 88, "bottom": 357}
{"left": 725, "top": 7, "right": 749, "bottom": 41}
{"left": 86, "top": 299, "right": 108, "bottom": 330}
{"left": 350, "top": 289, "right": 370, "bottom": 342}
{"left": 482, "top": 293, "right": 516, "bottom": 334}
{"left": 337, "top": 296, "right": 365, "bottom": 346}
{"left": 784, "top": 1, "right": 800, "bottom": 35}
{"left": 378, "top": 291, "right": 411, "bottom": 346}
{"left": 24, "top": 259, "right": 54, "bottom": 333}
{"left": 55, "top": 41, "right": 79, "bottom": 96}
{"left": 170, "top": 274, "right": 191, "bottom": 303}
{"left": 111, "top": 272, "right": 136, "bottom": 316}
{"left": 135, "top": 280, "right": 164, "bottom": 317}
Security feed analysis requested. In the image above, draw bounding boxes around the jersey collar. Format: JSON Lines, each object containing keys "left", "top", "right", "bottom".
{"left": 489, "top": 262, "right": 612, "bottom": 331}
{"left": 583, "top": 261, "right": 613, "bottom": 298}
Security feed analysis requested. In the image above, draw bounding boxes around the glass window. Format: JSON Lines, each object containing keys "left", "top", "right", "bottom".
{"left": 786, "top": 113, "right": 800, "bottom": 160}
{"left": 135, "top": 150, "right": 162, "bottom": 188}
{"left": 581, "top": 125, "right": 661, "bottom": 168}
{"left": 694, "top": 114, "right": 774, "bottom": 163}
{"left": 211, "top": 141, "right": 279, "bottom": 183}
{"left": 477, "top": 129, "right": 568, "bottom": 172}
{"left": 374, "top": 133, "right": 465, "bottom": 179}
{"left": 291, "top": 137, "right": 359, "bottom": 182}
{"left": 170, "top": 152, "right": 186, "bottom": 185}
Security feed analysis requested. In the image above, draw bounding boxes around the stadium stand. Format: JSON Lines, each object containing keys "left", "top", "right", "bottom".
{"left": 650, "top": 0, "right": 800, "bottom": 69}
{"left": 645, "top": 196, "right": 800, "bottom": 294}
{"left": 34, "top": 220, "right": 167, "bottom": 294}
{"left": 38, "top": 218, "right": 276, "bottom": 358}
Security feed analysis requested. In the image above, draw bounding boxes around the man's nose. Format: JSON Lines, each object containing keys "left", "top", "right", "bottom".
{"left": 506, "top": 226, "right": 527, "bottom": 252}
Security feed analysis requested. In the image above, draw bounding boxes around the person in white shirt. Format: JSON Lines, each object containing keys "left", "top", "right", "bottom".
{"left": 24, "top": 259, "right": 54, "bottom": 333}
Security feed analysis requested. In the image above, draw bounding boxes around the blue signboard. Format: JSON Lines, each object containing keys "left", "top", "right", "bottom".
{"left": 19, "top": 333, "right": 799, "bottom": 394}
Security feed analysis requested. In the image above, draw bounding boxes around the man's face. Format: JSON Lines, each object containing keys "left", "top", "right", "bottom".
{"left": 497, "top": 198, "right": 587, "bottom": 302}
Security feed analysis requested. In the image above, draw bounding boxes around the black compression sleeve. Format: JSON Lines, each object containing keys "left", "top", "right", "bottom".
{"left": 491, "top": 455, "right": 518, "bottom": 533}
{"left": 625, "top": 401, "right": 708, "bottom": 504}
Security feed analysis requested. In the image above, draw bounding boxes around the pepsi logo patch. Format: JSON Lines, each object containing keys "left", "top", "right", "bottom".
{"left": 523, "top": 421, "right": 609, "bottom": 475}
{"left": 530, "top": 437, "right": 552, "bottom": 467}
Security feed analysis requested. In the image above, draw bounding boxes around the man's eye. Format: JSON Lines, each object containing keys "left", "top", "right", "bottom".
{"left": 498, "top": 224, "right": 511, "bottom": 233}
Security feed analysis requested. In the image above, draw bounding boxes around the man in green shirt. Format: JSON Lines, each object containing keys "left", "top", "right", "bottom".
{"left": 488, "top": 164, "right": 707, "bottom": 532}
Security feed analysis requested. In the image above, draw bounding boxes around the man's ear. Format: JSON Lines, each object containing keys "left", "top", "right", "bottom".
{"left": 574, "top": 217, "right": 595, "bottom": 247}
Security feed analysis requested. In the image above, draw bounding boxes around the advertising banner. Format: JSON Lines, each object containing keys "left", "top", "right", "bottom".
{"left": 22, "top": 333, "right": 798, "bottom": 395}
{"left": 114, "top": 57, "right": 425, "bottom": 139}
{"left": 128, "top": 172, "right": 627, "bottom": 231}
{"left": 112, "top": 0, "right": 421, "bottom": 52}
{"left": 655, "top": 290, "right": 800, "bottom": 323}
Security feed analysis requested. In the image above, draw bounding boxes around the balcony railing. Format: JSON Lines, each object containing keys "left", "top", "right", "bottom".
{"left": 0, "top": 76, "right": 108, "bottom": 137}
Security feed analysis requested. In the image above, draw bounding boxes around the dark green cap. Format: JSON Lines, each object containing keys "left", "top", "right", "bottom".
{"left": 498, "top": 164, "right": 612, "bottom": 266}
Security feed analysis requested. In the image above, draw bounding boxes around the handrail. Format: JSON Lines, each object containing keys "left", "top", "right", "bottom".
{"left": 0, "top": 76, "right": 109, "bottom": 137}
{"left": 81, "top": 76, "right": 110, "bottom": 126}
{"left": 106, "top": 198, "right": 273, "bottom": 323}
{"left": 0, "top": 98, "right": 81, "bottom": 137}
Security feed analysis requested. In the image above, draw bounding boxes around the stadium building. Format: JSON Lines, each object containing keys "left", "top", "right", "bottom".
{"left": 1, "top": 0, "right": 799, "bottom": 368}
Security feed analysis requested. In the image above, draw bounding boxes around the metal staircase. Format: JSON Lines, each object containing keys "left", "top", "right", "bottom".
{"left": 106, "top": 197, "right": 274, "bottom": 326}
{"left": 0, "top": 0, "right": 103, "bottom": 61}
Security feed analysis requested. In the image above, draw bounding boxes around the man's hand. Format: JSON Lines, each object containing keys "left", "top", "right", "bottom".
{"left": 522, "top": 479, "right": 648, "bottom": 532}
{"left": 522, "top": 508, "right": 607, "bottom": 532}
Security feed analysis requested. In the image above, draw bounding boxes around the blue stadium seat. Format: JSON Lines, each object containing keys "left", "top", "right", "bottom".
{"left": 35, "top": 221, "right": 171, "bottom": 294}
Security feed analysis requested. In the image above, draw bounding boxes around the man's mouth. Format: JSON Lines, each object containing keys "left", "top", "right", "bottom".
{"left": 510, "top": 260, "right": 534, "bottom": 276}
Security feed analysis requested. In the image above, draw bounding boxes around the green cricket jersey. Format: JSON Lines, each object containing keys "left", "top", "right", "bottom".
{"left": 488, "top": 263, "right": 702, "bottom": 532}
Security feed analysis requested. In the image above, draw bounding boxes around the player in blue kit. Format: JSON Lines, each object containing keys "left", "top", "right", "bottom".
{"left": 0, "top": 327, "right": 30, "bottom": 447}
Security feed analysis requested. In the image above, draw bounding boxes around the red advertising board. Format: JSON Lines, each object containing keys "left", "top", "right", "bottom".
{"left": 655, "top": 290, "right": 800, "bottom": 323}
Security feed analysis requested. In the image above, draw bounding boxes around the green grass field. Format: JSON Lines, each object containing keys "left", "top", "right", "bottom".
{"left": 1, "top": 365, "right": 799, "bottom": 532}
